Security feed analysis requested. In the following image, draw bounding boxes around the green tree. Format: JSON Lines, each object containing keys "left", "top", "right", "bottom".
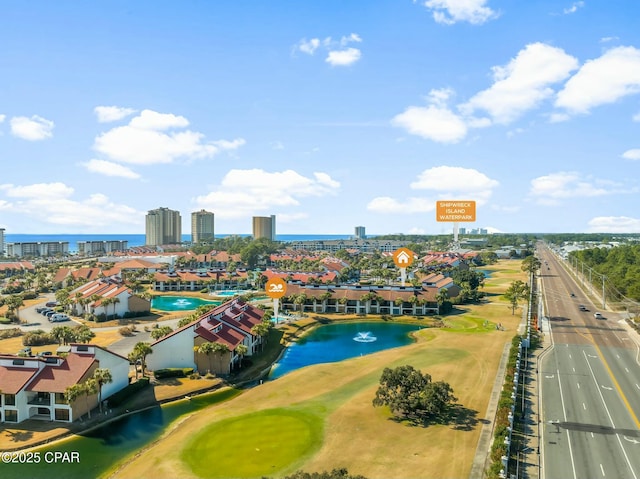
{"left": 150, "top": 325, "right": 173, "bottom": 340}
{"left": 81, "top": 378, "right": 98, "bottom": 419}
{"left": 372, "top": 365, "right": 456, "bottom": 422}
{"left": 51, "top": 325, "right": 75, "bottom": 345}
{"left": 521, "top": 255, "right": 542, "bottom": 277}
{"left": 72, "top": 324, "right": 95, "bottom": 343}
{"left": 503, "top": 280, "right": 530, "bottom": 315}
{"left": 5, "top": 294, "right": 24, "bottom": 321}
{"left": 133, "top": 342, "right": 153, "bottom": 376}
{"left": 93, "top": 368, "right": 113, "bottom": 413}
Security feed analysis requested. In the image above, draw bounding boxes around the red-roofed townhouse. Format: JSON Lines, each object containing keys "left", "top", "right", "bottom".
{"left": 0, "top": 344, "right": 129, "bottom": 424}
{"left": 147, "top": 299, "right": 266, "bottom": 375}
{"left": 70, "top": 278, "right": 150, "bottom": 319}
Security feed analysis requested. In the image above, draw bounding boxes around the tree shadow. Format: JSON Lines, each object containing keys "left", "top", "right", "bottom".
{"left": 389, "top": 403, "right": 479, "bottom": 430}
{"left": 4, "top": 429, "right": 35, "bottom": 443}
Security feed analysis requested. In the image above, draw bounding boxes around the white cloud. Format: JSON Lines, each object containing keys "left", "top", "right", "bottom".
{"left": 588, "top": 216, "right": 640, "bottom": 233}
{"left": 82, "top": 159, "right": 141, "bottom": 179}
{"left": 529, "top": 172, "right": 612, "bottom": 204}
{"left": 93, "top": 109, "right": 244, "bottom": 165}
{"left": 326, "top": 48, "right": 361, "bottom": 66}
{"left": 600, "top": 36, "right": 619, "bottom": 44}
{"left": 392, "top": 104, "right": 467, "bottom": 143}
{"left": 129, "top": 110, "right": 189, "bottom": 130}
{"left": 423, "top": 0, "right": 498, "bottom": 25}
{"left": 10, "top": 115, "right": 55, "bottom": 140}
{"left": 340, "top": 33, "right": 362, "bottom": 46}
{"left": 555, "top": 46, "right": 640, "bottom": 114}
{"left": 563, "top": 1, "right": 584, "bottom": 14}
{"left": 549, "top": 112, "right": 570, "bottom": 123}
{"left": 0, "top": 182, "right": 143, "bottom": 229}
{"left": 410, "top": 165, "right": 499, "bottom": 201}
{"left": 368, "top": 166, "right": 498, "bottom": 215}
{"left": 193, "top": 169, "right": 340, "bottom": 218}
{"left": 462, "top": 43, "right": 579, "bottom": 124}
{"left": 94, "top": 106, "right": 137, "bottom": 123}
{"left": 633, "top": 112, "right": 640, "bottom": 122}
{"left": 621, "top": 149, "right": 640, "bottom": 160}
{"left": 271, "top": 141, "right": 285, "bottom": 150}
{"left": 0, "top": 114, "right": 5, "bottom": 123}
{"left": 296, "top": 34, "right": 363, "bottom": 66}
{"left": 366, "top": 196, "right": 435, "bottom": 214}
{"left": 297, "top": 38, "right": 321, "bottom": 55}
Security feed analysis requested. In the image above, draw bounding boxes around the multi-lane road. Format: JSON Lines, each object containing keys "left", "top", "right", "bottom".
{"left": 538, "top": 244, "right": 640, "bottom": 479}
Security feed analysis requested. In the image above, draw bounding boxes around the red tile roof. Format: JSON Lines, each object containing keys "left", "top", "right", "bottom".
{"left": 0, "top": 365, "right": 39, "bottom": 395}
{"left": 26, "top": 354, "right": 96, "bottom": 393}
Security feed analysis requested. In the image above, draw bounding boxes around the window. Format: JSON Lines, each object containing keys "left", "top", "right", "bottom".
{"left": 4, "top": 409, "right": 18, "bottom": 422}
{"left": 76, "top": 345, "right": 89, "bottom": 352}
{"left": 55, "top": 409, "right": 70, "bottom": 421}
{"left": 55, "top": 393, "right": 67, "bottom": 404}
{"left": 12, "top": 359, "right": 25, "bottom": 365}
{"left": 4, "top": 394, "right": 16, "bottom": 406}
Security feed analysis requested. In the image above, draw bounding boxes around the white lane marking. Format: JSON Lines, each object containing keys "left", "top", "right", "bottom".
{"left": 624, "top": 436, "right": 640, "bottom": 445}
{"left": 577, "top": 383, "right": 581, "bottom": 389}
{"left": 591, "top": 432, "right": 595, "bottom": 438}
{"left": 636, "top": 384, "right": 640, "bottom": 390}
{"left": 583, "top": 351, "right": 638, "bottom": 479}
{"left": 589, "top": 354, "right": 597, "bottom": 358}
{"left": 546, "top": 374, "right": 555, "bottom": 378}
{"left": 625, "top": 368, "right": 630, "bottom": 373}
{"left": 601, "top": 385, "right": 613, "bottom": 391}
{"left": 557, "top": 368, "right": 578, "bottom": 479}
{"left": 601, "top": 464, "right": 606, "bottom": 476}
{"left": 570, "top": 354, "right": 573, "bottom": 359}
{"left": 583, "top": 403, "right": 587, "bottom": 410}
{"left": 573, "top": 367, "right": 576, "bottom": 372}
{"left": 617, "top": 355, "right": 621, "bottom": 359}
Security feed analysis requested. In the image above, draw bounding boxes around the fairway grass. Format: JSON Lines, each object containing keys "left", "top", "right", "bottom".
{"left": 182, "top": 408, "right": 323, "bottom": 478}
{"left": 107, "top": 259, "right": 528, "bottom": 479}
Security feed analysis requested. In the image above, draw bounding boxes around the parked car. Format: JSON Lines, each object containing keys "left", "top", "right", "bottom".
{"left": 594, "top": 312, "right": 604, "bottom": 319}
{"left": 35, "top": 306, "right": 47, "bottom": 313}
{"left": 50, "top": 314, "right": 70, "bottom": 322}
{"left": 45, "top": 310, "right": 58, "bottom": 318}
{"left": 45, "top": 301, "right": 58, "bottom": 307}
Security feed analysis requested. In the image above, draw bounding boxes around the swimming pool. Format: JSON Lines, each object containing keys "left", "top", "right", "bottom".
{"left": 151, "top": 296, "right": 221, "bottom": 311}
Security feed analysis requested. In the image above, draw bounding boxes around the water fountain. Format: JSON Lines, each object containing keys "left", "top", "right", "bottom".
{"left": 353, "top": 331, "right": 377, "bottom": 343}
{"left": 174, "top": 299, "right": 191, "bottom": 306}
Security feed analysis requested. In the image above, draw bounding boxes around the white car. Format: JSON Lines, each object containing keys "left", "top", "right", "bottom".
{"left": 594, "top": 312, "right": 604, "bottom": 319}
{"left": 50, "top": 313, "right": 70, "bottom": 322}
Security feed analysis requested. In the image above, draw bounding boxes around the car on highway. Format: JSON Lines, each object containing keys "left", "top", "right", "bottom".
{"left": 579, "top": 304, "right": 588, "bottom": 311}
{"left": 594, "top": 312, "right": 604, "bottom": 319}
{"left": 570, "top": 292, "right": 576, "bottom": 297}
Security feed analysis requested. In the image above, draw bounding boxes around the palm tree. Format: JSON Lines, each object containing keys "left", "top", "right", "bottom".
{"left": 93, "top": 368, "right": 113, "bottom": 413}
{"left": 64, "top": 383, "right": 84, "bottom": 420}
{"left": 4, "top": 295, "right": 24, "bottom": 322}
{"left": 128, "top": 351, "right": 141, "bottom": 380}
{"left": 133, "top": 342, "right": 153, "bottom": 376}
{"left": 82, "top": 378, "right": 98, "bottom": 419}
{"left": 435, "top": 289, "right": 450, "bottom": 315}
{"left": 319, "top": 291, "right": 333, "bottom": 313}
{"left": 235, "top": 343, "right": 248, "bottom": 369}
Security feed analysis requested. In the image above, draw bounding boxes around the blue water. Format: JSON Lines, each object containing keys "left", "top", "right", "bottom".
{"left": 269, "top": 322, "right": 420, "bottom": 379}
{"left": 0, "top": 388, "right": 241, "bottom": 479}
{"left": 151, "top": 296, "right": 221, "bottom": 311}
{"left": 4, "top": 234, "right": 355, "bottom": 252}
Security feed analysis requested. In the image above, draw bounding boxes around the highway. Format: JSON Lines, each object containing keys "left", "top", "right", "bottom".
{"left": 538, "top": 244, "right": 640, "bottom": 479}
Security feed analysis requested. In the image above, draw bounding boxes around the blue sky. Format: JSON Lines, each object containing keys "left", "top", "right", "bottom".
{"left": 1, "top": 0, "right": 640, "bottom": 236}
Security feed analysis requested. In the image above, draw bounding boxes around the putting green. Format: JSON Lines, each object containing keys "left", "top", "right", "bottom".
{"left": 181, "top": 408, "right": 322, "bottom": 478}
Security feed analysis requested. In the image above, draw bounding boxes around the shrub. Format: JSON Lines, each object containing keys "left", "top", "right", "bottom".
{"left": 21, "top": 291, "right": 37, "bottom": 300}
{"left": 119, "top": 326, "right": 135, "bottom": 336}
{"left": 23, "top": 330, "right": 56, "bottom": 346}
{"left": 154, "top": 368, "right": 194, "bottom": 379}
{"left": 107, "top": 378, "right": 150, "bottom": 408}
{"left": 0, "top": 327, "right": 23, "bottom": 339}
{"left": 0, "top": 317, "right": 13, "bottom": 325}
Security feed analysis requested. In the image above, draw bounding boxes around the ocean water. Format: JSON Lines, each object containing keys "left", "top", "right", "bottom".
{"left": 3, "top": 233, "right": 353, "bottom": 253}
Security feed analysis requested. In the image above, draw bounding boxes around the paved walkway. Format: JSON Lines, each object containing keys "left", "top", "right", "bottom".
{"left": 469, "top": 340, "right": 512, "bottom": 479}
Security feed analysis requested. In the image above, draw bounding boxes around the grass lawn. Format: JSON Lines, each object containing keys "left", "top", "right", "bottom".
{"left": 107, "top": 259, "right": 527, "bottom": 479}
{"left": 182, "top": 408, "right": 323, "bottom": 478}
{"left": 0, "top": 328, "right": 123, "bottom": 356}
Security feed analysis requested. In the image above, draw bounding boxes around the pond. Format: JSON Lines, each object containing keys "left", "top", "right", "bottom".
{"left": 268, "top": 321, "right": 421, "bottom": 379}
{"left": 1, "top": 388, "right": 241, "bottom": 479}
{"left": 151, "top": 295, "right": 221, "bottom": 311}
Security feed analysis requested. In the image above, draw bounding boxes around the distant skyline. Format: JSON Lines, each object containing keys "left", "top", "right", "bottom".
{"left": 1, "top": 1, "right": 640, "bottom": 235}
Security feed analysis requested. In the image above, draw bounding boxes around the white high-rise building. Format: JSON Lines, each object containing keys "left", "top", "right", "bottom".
{"left": 145, "top": 207, "right": 182, "bottom": 246}
{"left": 191, "top": 210, "right": 215, "bottom": 243}
{"left": 0, "top": 228, "right": 5, "bottom": 256}
{"left": 354, "top": 226, "right": 366, "bottom": 239}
